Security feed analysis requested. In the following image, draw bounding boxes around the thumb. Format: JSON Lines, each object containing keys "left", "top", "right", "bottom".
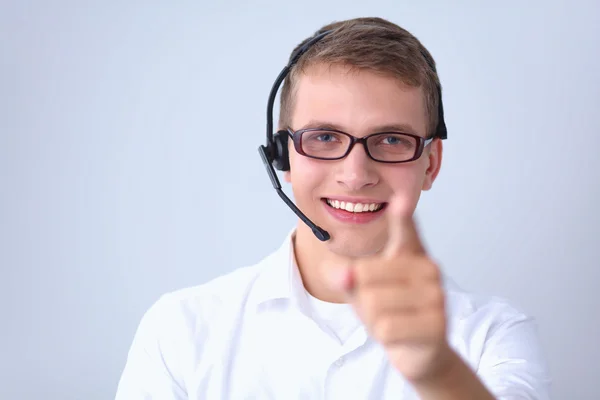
{"left": 325, "top": 264, "right": 355, "bottom": 294}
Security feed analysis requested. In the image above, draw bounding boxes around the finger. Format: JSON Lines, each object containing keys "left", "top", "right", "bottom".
{"left": 353, "top": 282, "right": 444, "bottom": 321}
{"left": 370, "top": 310, "right": 446, "bottom": 346}
{"left": 353, "top": 254, "right": 414, "bottom": 286}
{"left": 354, "top": 256, "right": 441, "bottom": 287}
{"left": 383, "top": 195, "right": 426, "bottom": 257}
{"left": 353, "top": 285, "right": 422, "bottom": 324}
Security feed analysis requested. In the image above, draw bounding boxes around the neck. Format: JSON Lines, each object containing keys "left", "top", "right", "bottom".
{"left": 293, "top": 222, "right": 351, "bottom": 304}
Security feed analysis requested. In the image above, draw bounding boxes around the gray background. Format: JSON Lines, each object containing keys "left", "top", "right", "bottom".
{"left": 1, "top": 1, "right": 599, "bottom": 399}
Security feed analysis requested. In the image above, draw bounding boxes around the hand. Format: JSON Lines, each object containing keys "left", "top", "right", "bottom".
{"left": 328, "top": 196, "right": 457, "bottom": 385}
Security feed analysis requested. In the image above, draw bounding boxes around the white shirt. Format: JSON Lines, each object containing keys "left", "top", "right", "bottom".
{"left": 115, "top": 230, "right": 551, "bottom": 399}
{"left": 305, "top": 290, "right": 361, "bottom": 345}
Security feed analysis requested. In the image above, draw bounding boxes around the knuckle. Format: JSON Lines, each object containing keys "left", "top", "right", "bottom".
{"left": 373, "top": 317, "right": 396, "bottom": 342}
{"left": 421, "top": 258, "right": 441, "bottom": 281}
{"left": 428, "top": 308, "right": 446, "bottom": 331}
{"left": 431, "top": 313, "right": 447, "bottom": 337}
{"left": 358, "top": 289, "right": 378, "bottom": 312}
{"left": 426, "top": 285, "right": 445, "bottom": 308}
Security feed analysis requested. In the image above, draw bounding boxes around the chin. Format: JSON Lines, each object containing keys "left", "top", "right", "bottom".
{"left": 325, "top": 228, "right": 387, "bottom": 258}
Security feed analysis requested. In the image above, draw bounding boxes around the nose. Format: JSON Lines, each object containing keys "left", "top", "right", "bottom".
{"left": 335, "top": 143, "right": 379, "bottom": 191}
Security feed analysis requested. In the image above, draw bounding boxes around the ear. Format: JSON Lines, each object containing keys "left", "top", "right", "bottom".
{"left": 422, "top": 139, "right": 443, "bottom": 191}
{"left": 283, "top": 137, "right": 294, "bottom": 183}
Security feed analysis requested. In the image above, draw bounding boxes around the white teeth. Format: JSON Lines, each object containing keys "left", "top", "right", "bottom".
{"left": 325, "top": 199, "right": 383, "bottom": 213}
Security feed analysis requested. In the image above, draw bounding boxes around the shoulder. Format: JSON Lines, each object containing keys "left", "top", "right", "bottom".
{"left": 115, "top": 260, "right": 272, "bottom": 398}
{"left": 443, "top": 277, "right": 552, "bottom": 398}
{"left": 444, "top": 277, "right": 538, "bottom": 339}
{"left": 142, "top": 262, "right": 266, "bottom": 338}
{"left": 130, "top": 234, "right": 289, "bottom": 350}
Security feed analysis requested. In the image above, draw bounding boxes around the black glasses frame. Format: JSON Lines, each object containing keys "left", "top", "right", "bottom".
{"left": 284, "top": 127, "right": 435, "bottom": 164}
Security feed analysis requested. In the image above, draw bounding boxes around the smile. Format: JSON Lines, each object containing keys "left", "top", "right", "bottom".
{"left": 324, "top": 198, "right": 385, "bottom": 213}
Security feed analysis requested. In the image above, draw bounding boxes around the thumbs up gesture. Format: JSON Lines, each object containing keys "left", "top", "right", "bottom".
{"left": 328, "top": 196, "right": 458, "bottom": 386}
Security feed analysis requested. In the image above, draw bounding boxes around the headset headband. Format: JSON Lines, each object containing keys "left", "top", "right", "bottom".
{"left": 265, "top": 30, "right": 333, "bottom": 150}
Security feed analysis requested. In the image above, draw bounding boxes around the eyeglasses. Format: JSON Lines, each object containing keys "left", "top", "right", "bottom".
{"left": 286, "top": 127, "right": 434, "bottom": 163}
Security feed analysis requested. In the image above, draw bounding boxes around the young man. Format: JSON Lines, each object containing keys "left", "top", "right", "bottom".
{"left": 116, "top": 17, "right": 551, "bottom": 399}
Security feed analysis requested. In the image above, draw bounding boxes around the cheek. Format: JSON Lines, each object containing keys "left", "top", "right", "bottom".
{"left": 288, "top": 155, "right": 326, "bottom": 193}
{"left": 389, "top": 172, "right": 420, "bottom": 191}
{"left": 383, "top": 165, "right": 426, "bottom": 199}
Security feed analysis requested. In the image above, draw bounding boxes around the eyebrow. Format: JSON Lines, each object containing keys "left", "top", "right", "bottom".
{"left": 298, "top": 120, "right": 420, "bottom": 136}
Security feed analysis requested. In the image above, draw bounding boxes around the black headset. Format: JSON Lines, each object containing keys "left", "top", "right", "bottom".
{"left": 258, "top": 28, "right": 448, "bottom": 242}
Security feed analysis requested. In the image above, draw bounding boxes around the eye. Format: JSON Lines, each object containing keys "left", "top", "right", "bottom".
{"left": 316, "top": 133, "right": 335, "bottom": 142}
{"left": 382, "top": 135, "right": 401, "bottom": 145}
{"left": 379, "top": 134, "right": 412, "bottom": 146}
{"left": 303, "top": 131, "right": 343, "bottom": 143}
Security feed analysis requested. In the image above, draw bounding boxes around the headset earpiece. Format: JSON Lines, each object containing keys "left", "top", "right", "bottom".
{"left": 271, "top": 130, "right": 290, "bottom": 171}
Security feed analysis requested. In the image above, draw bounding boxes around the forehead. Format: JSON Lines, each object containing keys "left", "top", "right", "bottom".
{"left": 290, "top": 63, "right": 428, "bottom": 136}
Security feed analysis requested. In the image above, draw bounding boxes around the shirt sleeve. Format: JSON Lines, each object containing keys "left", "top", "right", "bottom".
{"left": 115, "top": 294, "right": 188, "bottom": 400}
{"left": 476, "top": 308, "right": 552, "bottom": 400}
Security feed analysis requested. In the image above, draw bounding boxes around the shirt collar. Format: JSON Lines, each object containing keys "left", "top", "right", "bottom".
{"left": 248, "top": 228, "right": 472, "bottom": 322}
{"left": 248, "top": 228, "right": 309, "bottom": 311}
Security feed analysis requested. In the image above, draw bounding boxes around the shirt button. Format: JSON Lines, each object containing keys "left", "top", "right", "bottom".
{"left": 335, "top": 357, "right": 345, "bottom": 367}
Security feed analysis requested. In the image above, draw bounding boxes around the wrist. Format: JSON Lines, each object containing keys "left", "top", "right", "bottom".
{"left": 410, "top": 348, "right": 495, "bottom": 400}
{"left": 410, "top": 346, "right": 463, "bottom": 392}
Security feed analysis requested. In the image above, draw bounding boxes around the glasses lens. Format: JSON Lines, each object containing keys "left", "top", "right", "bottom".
{"left": 300, "top": 130, "right": 351, "bottom": 159}
{"left": 367, "top": 133, "right": 419, "bottom": 161}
